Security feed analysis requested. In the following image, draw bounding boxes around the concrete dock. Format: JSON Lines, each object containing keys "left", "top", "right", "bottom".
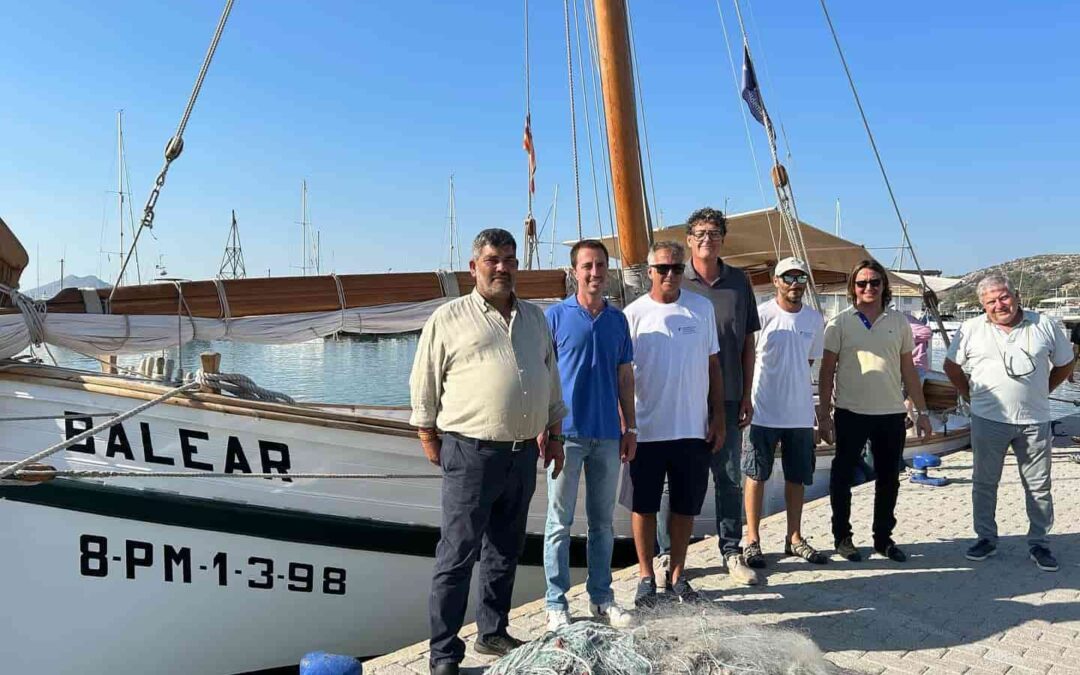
{"left": 368, "top": 416, "right": 1080, "bottom": 674}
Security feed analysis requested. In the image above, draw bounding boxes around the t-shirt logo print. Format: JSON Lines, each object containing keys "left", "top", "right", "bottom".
{"left": 677, "top": 325, "right": 699, "bottom": 335}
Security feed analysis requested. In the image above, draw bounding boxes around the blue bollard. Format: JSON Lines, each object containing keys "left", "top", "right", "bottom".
{"left": 300, "top": 651, "right": 362, "bottom": 675}
{"left": 909, "top": 454, "right": 948, "bottom": 487}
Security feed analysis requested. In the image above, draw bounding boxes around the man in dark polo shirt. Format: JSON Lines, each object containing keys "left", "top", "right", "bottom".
{"left": 667, "top": 206, "right": 761, "bottom": 585}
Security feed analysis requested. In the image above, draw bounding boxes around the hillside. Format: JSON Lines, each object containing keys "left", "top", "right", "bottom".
{"left": 25, "top": 275, "right": 110, "bottom": 300}
{"left": 941, "top": 254, "right": 1080, "bottom": 310}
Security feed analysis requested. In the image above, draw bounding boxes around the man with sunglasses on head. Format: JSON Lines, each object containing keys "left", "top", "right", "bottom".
{"left": 819, "top": 259, "right": 933, "bottom": 564}
{"left": 742, "top": 258, "right": 828, "bottom": 570}
{"left": 623, "top": 241, "right": 725, "bottom": 607}
{"left": 943, "top": 273, "right": 1074, "bottom": 572}
{"left": 655, "top": 206, "right": 761, "bottom": 587}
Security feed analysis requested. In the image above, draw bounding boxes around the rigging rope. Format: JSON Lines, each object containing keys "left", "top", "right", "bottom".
{"left": 818, "top": 0, "right": 950, "bottom": 344}
{"left": 109, "top": 0, "right": 235, "bottom": 306}
{"left": 0, "top": 380, "right": 201, "bottom": 480}
{"left": 570, "top": 0, "right": 607, "bottom": 241}
{"left": 581, "top": 0, "right": 619, "bottom": 251}
{"left": 563, "top": 0, "right": 584, "bottom": 241}
{"left": 626, "top": 0, "right": 660, "bottom": 231}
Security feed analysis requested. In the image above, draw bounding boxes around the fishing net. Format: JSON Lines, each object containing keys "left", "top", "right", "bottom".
{"left": 486, "top": 603, "right": 847, "bottom": 674}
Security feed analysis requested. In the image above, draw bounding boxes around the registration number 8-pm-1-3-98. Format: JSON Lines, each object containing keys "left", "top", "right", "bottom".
{"left": 79, "top": 534, "right": 347, "bottom": 595}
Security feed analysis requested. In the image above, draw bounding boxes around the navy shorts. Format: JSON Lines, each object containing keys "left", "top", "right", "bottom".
{"left": 629, "top": 438, "right": 711, "bottom": 516}
{"left": 744, "top": 425, "right": 816, "bottom": 486}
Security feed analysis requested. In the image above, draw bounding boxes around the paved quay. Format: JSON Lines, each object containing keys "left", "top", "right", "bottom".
{"left": 368, "top": 415, "right": 1080, "bottom": 674}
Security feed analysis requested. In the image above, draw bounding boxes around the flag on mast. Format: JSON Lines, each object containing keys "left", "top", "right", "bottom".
{"left": 741, "top": 45, "right": 767, "bottom": 127}
{"left": 523, "top": 113, "right": 537, "bottom": 194}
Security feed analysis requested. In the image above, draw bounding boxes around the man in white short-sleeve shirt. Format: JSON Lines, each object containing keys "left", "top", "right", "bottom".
{"left": 623, "top": 241, "right": 724, "bottom": 608}
{"left": 742, "top": 258, "right": 828, "bottom": 571}
{"left": 944, "top": 273, "right": 1075, "bottom": 572}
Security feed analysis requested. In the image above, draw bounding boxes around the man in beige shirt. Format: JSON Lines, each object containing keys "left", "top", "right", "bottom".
{"left": 410, "top": 228, "right": 566, "bottom": 675}
{"left": 819, "top": 259, "right": 932, "bottom": 564}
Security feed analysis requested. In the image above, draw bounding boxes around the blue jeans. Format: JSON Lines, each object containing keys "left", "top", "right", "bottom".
{"left": 543, "top": 437, "right": 621, "bottom": 609}
{"left": 656, "top": 401, "right": 743, "bottom": 557}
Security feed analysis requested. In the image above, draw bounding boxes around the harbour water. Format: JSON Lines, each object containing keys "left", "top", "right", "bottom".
{"left": 41, "top": 334, "right": 1080, "bottom": 418}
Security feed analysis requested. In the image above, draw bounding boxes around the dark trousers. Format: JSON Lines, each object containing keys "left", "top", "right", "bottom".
{"left": 429, "top": 434, "right": 538, "bottom": 666}
{"left": 710, "top": 401, "right": 744, "bottom": 557}
{"left": 829, "top": 408, "right": 907, "bottom": 549}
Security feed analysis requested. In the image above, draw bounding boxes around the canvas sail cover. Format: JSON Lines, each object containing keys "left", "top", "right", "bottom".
{"left": 594, "top": 207, "right": 875, "bottom": 286}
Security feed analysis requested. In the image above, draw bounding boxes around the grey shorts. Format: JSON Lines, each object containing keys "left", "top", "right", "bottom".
{"left": 744, "top": 425, "right": 816, "bottom": 486}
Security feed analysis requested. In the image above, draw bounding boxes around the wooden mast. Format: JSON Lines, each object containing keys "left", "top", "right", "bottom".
{"left": 593, "top": 0, "right": 649, "bottom": 267}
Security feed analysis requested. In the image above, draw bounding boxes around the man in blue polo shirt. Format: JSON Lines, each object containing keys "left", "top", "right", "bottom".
{"left": 544, "top": 239, "right": 637, "bottom": 631}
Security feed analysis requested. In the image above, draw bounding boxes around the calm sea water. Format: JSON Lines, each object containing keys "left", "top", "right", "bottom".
{"left": 41, "top": 335, "right": 1080, "bottom": 418}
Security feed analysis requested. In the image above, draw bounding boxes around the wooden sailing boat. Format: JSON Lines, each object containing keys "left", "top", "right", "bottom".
{"left": 0, "top": 3, "right": 967, "bottom": 673}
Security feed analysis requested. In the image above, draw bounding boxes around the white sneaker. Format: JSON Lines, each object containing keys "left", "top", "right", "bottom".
{"left": 725, "top": 553, "right": 760, "bottom": 586}
{"left": 655, "top": 553, "right": 671, "bottom": 590}
{"left": 546, "top": 609, "right": 571, "bottom": 631}
{"left": 590, "top": 601, "right": 633, "bottom": 628}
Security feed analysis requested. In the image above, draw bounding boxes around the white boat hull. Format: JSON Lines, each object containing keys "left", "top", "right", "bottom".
{"left": 0, "top": 367, "right": 969, "bottom": 672}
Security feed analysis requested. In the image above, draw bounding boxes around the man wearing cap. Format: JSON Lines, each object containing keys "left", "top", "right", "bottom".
{"left": 410, "top": 228, "right": 567, "bottom": 675}
{"left": 742, "top": 258, "right": 828, "bottom": 570}
{"left": 943, "top": 273, "right": 1075, "bottom": 572}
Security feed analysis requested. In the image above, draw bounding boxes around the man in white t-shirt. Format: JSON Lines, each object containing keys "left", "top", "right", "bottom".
{"left": 742, "top": 258, "right": 828, "bottom": 571}
{"left": 623, "top": 241, "right": 724, "bottom": 608}
{"left": 944, "top": 273, "right": 1075, "bottom": 572}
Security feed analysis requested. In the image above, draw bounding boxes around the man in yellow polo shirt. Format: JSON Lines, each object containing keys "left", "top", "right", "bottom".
{"left": 818, "top": 260, "right": 933, "bottom": 563}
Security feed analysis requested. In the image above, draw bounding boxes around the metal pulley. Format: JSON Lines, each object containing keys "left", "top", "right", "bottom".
{"left": 771, "top": 163, "right": 789, "bottom": 189}
{"left": 164, "top": 136, "right": 185, "bottom": 161}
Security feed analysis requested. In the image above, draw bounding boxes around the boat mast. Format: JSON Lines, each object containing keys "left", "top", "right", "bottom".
{"left": 447, "top": 174, "right": 458, "bottom": 270}
{"left": 300, "top": 180, "right": 309, "bottom": 276}
{"left": 117, "top": 110, "right": 125, "bottom": 287}
{"left": 593, "top": 0, "right": 649, "bottom": 281}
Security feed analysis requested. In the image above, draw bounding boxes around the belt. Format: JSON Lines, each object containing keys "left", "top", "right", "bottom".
{"left": 448, "top": 432, "right": 538, "bottom": 452}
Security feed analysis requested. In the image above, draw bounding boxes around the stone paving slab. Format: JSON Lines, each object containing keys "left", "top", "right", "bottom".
{"left": 369, "top": 414, "right": 1080, "bottom": 674}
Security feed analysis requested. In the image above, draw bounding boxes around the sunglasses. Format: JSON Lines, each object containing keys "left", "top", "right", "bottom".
{"left": 780, "top": 273, "right": 809, "bottom": 285}
{"left": 855, "top": 278, "right": 883, "bottom": 289}
{"left": 650, "top": 263, "right": 685, "bottom": 276}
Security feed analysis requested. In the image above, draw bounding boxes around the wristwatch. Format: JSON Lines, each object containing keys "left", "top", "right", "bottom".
{"left": 550, "top": 433, "right": 567, "bottom": 443}
{"left": 625, "top": 427, "right": 638, "bottom": 435}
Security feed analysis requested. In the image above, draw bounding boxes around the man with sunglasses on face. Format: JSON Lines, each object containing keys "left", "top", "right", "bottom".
{"left": 943, "top": 274, "right": 1075, "bottom": 572}
{"left": 743, "top": 258, "right": 828, "bottom": 570}
{"left": 623, "top": 241, "right": 725, "bottom": 607}
{"left": 819, "top": 259, "right": 933, "bottom": 564}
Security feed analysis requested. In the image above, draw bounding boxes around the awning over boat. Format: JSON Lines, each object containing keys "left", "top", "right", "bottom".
{"left": 890, "top": 271, "right": 964, "bottom": 294}
{"left": 591, "top": 207, "right": 876, "bottom": 286}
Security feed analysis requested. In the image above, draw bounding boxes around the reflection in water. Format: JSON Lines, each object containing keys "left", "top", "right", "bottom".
{"left": 49, "top": 334, "right": 420, "bottom": 405}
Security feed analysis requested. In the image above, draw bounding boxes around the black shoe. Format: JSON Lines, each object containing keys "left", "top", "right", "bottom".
{"left": 474, "top": 632, "right": 524, "bottom": 657}
{"left": 743, "top": 540, "right": 766, "bottom": 569}
{"left": 634, "top": 576, "right": 658, "bottom": 608}
{"left": 835, "top": 536, "right": 862, "bottom": 562}
{"left": 430, "top": 663, "right": 460, "bottom": 675}
{"left": 874, "top": 543, "right": 907, "bottom": 562}
{"left": 670, "top": 576, "right": 702, "bottom": 603}
{"left": 1030, "top": 545, "right": 1059, "bottom": 572}
{"left": 965, "top": 538, "right": 997, "bottom": 561}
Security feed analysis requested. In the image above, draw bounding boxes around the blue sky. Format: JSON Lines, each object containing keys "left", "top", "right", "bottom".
{"left": 3, "top": 1, "right": 1078, "bottom": 290}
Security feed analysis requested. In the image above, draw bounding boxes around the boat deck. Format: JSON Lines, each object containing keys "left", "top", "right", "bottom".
{"left": 367, "top": 413, "right": 1080, "bottom": 674}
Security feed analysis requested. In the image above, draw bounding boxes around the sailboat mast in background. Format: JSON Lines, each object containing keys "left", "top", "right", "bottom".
{"left": 593, "top": 0, "right": 649, "bottom": 278}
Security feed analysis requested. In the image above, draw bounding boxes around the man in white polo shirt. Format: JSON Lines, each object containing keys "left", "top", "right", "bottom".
{"left": 742, "top": 258, "right": 828, "bottom": 570}
{"left": 944, "top": 273, "right": 1075, "bottom": 572}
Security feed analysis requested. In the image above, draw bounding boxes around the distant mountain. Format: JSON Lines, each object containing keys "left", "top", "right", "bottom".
{"left": 24, "top": 275, "right": 111, "bottom": 300}
{"left": 941, "top": 254, "right": 1080, "bottom": 309}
